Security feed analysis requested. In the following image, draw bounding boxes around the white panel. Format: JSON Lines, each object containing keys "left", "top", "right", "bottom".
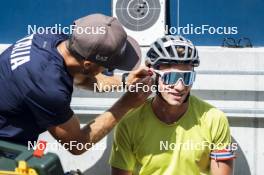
{"left": 193, "top": 74, "right": 264, "bottom": 91}
{"left": 70, "top": 97, "right": 264, "bottom": 118}
{"left": 230, "top": 126, "right": 256, "bottom": 175}
{"left": 255, "top": 123, "right": 264, "bottom": 175}
{"left": 197, "top": 47, "right": 264, "bottom": 72}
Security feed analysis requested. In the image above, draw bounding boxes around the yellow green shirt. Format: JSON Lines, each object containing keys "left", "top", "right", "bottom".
{"left": 110, "top": 95, "right": 232, "bottom": 175}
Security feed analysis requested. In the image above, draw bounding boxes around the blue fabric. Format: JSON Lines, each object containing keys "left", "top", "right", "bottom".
{"left": 0, "top": 32, "right": 73, "bottom": 145}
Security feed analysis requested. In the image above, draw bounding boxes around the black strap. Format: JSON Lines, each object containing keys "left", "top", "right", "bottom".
{"left": 122, "top": 72, "right": 129, "bottom": 88}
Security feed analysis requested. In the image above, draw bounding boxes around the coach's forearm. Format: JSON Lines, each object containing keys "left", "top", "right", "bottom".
{"left": 48, "top": 102, "right": 129, "bottom": 156}
{"left": 81, "top": 99, "right": 130, "bottom": 146}
{"left": 73, "top": 76, "right": 152, "bottom": 154}
{"left": 81, "top": 76, "right": 152, "bottom": 146}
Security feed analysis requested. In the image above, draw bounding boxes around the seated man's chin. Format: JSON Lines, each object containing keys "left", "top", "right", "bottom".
{"left": 166, "top": 99, "right": 183, "bottom": 106}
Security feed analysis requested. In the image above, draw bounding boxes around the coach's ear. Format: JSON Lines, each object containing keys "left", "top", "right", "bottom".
{"left": 83, "top": 60, "right": 93, "bottom": 69}
{"left": 83, "top": 60, "right": 105, "bottom": 76}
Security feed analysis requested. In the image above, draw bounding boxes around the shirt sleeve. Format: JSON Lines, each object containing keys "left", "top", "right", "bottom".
{"left": 25, "top": 87, "right": 73, "bottom": 130}
{"left": 109, "top": 120, "right": 136, "bottom": 171}
{"left": 210, "top": 110, "right": 235, "bottom": 161}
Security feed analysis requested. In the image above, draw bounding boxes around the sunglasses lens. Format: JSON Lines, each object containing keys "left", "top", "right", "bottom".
{"left": 182, "top": 72, "right": 193, "bottom": 85}
{"left": 162, "top": 72, "right": 181, "bottom": 85}
{"left": 161, "top": 72, "right": 195, "bottom": 86}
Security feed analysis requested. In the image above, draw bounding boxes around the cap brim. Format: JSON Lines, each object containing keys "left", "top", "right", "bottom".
{"left": 111, "top": 36, "right": 141, "bottom": 71}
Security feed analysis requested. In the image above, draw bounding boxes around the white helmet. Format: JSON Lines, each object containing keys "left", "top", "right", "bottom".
{"left": 145, "top": 35, "right": 200, "bottom": 68}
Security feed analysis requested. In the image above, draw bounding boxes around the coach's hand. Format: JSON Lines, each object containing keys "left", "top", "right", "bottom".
{"left": 109, "top": 67, "right": 154, "bottom": 121}
{"left": 126, "top": 67, "right": 154, "bottom": 85}
{"left": 123, "top": 76, "right": 153, "bottom": 108}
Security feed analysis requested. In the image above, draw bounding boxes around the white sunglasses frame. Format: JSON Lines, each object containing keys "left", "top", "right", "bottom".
{"left": 152, "top": 69, "right": 196, "bottom": 86}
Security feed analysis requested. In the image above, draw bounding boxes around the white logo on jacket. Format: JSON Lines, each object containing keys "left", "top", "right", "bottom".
{"left": 96, "top": 54, "right": 109, "bottom": 62}
{"left": 10, "top": 34, "right": 34, "bottom": 70}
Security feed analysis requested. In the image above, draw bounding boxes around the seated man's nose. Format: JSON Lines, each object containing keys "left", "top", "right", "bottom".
{"left": 173, "top": 80, "right": 186, "bottom": 89}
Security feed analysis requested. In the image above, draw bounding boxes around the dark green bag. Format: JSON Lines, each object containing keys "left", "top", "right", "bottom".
{"left": 0, "top": 140, "right": 64, "bottom": 175}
